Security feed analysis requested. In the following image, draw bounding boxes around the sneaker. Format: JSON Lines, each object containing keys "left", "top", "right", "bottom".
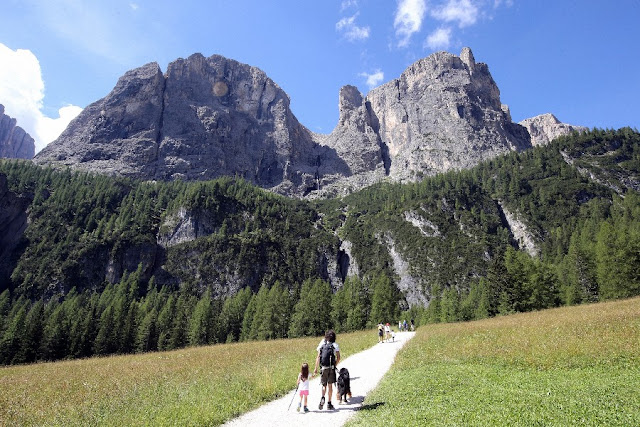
{"left": 304, "top": 406, "right": 309, "bottom": 413}
{"left": 327, "top": 402, "right": 335, "bottom": 410}
{"left": 297, "top": 403, "right": 301, "bottom": 412}
{"left": 319, "top": 396, "right": 325, "bottom": 410}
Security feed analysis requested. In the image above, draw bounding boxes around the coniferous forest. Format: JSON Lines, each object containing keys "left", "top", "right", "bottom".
{"left": 1, "top": 128, "right": 640, "bottom": 365}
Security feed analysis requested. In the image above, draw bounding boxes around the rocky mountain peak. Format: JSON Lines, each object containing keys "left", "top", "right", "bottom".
{"left": 36, "top": 48, "right": 542, "bottom": 197}
{"left": 338, "top": 85, "right": 364, "bottom": 124}
{"left": 0, "top": 105, "right": 35, "bottom": 159}
{"left": 460, "top": 46, "right": 476, "bottom": 71}
{"left": 519, "top": 113, "right": 587, "bottom": 146}
{"left": 35, "top": 53, "right": 333, "bottom": 197}
{"left": 364, "top": 47, "right": 531, "bottom": 182}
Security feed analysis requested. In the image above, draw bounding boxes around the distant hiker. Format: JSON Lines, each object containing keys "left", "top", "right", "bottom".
{"left": 391, "top": 329, "right": 396, "bottom": 342}
{"left": 296, "top": 363, "right": 311, "bottom": 413}
{"left": 403, "top": 319, "right": 408, "bottom": 331}
{"left": 385, "top": 323, "right": 391, "bottom": 341}
{"left": 378, "top": 322, "right": 384, "bottom": 343}
{"left": 314, "top": 330, "right": 340, "bottom": 411}
{"left": 398, "top": 320, "right": 402, "bottom": 331}
{"left": 410, "top": 319, "right": 415, "bottom": 331}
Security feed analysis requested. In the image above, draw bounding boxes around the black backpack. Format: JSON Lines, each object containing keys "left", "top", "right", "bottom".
{"left": 319, "top": 341, "right": 335, "bottom": 367}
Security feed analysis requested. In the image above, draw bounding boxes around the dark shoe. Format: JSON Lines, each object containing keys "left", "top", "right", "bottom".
{"left": 319, "top": 396, "right": 325, "bottom": 410}
{"left": 304, "top": 406, "right": 309, "bottom": 413}
{"left": 327, "top": 402, "right": 335, "bottom": 410}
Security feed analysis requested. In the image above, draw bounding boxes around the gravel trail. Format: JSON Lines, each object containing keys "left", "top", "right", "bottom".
{"left": 223, "top": 331, "right": 415, "bottom": 427}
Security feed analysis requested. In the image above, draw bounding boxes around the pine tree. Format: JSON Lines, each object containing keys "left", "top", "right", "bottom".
{"left": 369, "top": 273, "right": 399, "bottom": 326}
{"left": 18, "top": 300, "right": 45, "bottom": 363}
{"left": 440, "top": 287, "right": 459, "bottom": 323}
{"left": 218, "top": 287, "right": 252, "bottom": 343}
{"left": 188, "top": 290, "right": 214, "bottom": 346}
{"left": 330, "top": 282, "right": 349, "bottom": 332}
{"left": 240, "top": 294, "right": 257, "bottom": 342}
{"left": 289, "top": 279, "right": 314, "bottom": 338}
{"left": 41, "top": 302, "right": 69, "bottom": 361}
{"left": 157, "top": 294, "right": 176, "bottom": 351}
{"left": 0, "top": 303, "right": 27, "bottom": 364}
{"left": 93, "top": 306, "right": 116, "bottom": 355}
{"left": 346, "top": 276, "right": 371, "bottom": 331}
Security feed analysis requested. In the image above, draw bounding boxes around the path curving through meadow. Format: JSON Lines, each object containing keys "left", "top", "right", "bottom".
{"left": 223, "top": 331, "right": 415, "bottom": 427}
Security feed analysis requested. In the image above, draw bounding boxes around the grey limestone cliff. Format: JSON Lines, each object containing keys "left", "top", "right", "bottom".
{"left": 364, "top": 47, "right": 531, "bottom": 182}
{"left": 519, "top": 113, "right": 587, "bottom": 146}
{"left": 36, "top": 48, "right": 538, "bottom": 197}
{"left": 0, "top": 105, "right": 35, "bottom": 159}
{"left": 35, "top": 54, "right": 346, "bottom": 197}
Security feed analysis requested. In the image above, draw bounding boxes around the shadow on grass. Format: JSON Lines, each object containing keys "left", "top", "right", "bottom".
{"left": 356, "top": 401, "right": 385, "bottom": 411}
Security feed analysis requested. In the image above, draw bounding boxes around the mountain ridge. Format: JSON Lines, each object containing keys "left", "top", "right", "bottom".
{"left": 34, "top": 48, "right": 583, "bottom": 197}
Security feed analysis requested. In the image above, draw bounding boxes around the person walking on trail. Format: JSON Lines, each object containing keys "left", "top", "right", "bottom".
{"left": 378, "top": 322, "right": 384, "bottom": 343}
{"left": 314, "top": 330, "right": 340, "bottom": 411}
{"left": 296, "top": 363, "right": 311, "bottom": 413}
{"left": 385, "top": 323, "right": 391, "bottom": 341}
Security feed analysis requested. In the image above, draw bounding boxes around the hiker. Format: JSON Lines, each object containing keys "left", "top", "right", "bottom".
{"left": 378, "top": 322, "right": 384, "bottom": 343}
{"left": 385, "top": 322, "right": 391, "bottom": 341}
{"left": 410, "top": 318, "right": 415, "bottom": 331}
{"left": 314, "top": 330, "right": 340, "bottom": 411}
{"left": 398, "top": 320, "right": 402, "bottom": 331}
{"left": 296, "top": 362, "right": 311, "bottom": 413}
{"left": 403, "top": 319, "right": 408, "bottom": 331}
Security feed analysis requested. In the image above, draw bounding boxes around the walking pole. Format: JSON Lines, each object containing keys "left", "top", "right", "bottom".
{"left": 287, "top": 383, "right": 299, "bottom": 411}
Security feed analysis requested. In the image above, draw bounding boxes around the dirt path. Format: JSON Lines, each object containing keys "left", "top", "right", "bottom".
{"left": 223, "top": 331, "right": 415, "bottom": 427}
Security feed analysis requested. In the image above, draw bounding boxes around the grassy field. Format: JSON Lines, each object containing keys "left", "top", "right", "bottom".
{"left": 3, "top": 299, "right": 639, "bottom": 426}
{"left": 0, "top": 329, "right": 375, "bottom": 426}
{"left": 347, "top": 297, "right": 640, "bottom": 426}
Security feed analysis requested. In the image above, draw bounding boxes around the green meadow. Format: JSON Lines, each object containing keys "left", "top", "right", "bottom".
{"left": 2, "top": 298, "right": 639, "bottom": 426}
{"left": 348, "top": 297, "right": 640, "bottom": 426}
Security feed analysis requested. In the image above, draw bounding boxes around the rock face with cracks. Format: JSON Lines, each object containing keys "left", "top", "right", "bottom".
{"left": 364, "top": 47, "right": 531, "bottom": 183}
{"left": 35, "top": 55, "right": 346, "bottom": 197}
{"left": 519, "top": 113, "right": 587, "bottom": 146}
{"left": 36, "top": 48, "right": 563, "bottom": 197}
{"left": 0, "top": 105, "right": 35, "bottom": 159}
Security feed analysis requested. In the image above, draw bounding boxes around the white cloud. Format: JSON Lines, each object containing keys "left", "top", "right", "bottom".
{"left": 493, "top": 0, "right": 513, "bottom": 7}
{"left": 129, "top": 3, "right": 139, "bottom": 11}
{"left": 394, "top": 0, "right": 427, "bottom": 47}
{"left": 425, "top": 27, "right": 452, "bottom": 50}
{"left": 340, "top": 0, "right": 359, "bottom": 11}
{"left": 0, "top": 43, "right": 82, "bottom": 153}
{"left": 336, "top": 14, "right": 371, "bottom": 41}
{"left": 360, "top": 69, "right": 385, "bottom": 88}
{"left": 431, "top": 0, "right": 479, "bottom": 28}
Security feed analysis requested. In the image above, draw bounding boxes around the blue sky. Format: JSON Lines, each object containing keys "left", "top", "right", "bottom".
{"left": 1, "top": 0, "right": 638, "bottom": 152}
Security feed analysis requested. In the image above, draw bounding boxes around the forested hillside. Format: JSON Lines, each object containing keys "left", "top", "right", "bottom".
{"left": 1, "top": 128, "right": 639, "bottom": 365}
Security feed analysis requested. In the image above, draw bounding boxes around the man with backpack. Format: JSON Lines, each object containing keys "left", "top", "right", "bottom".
{"left": 313, "top": 329, "right": 340, "bottom": 410}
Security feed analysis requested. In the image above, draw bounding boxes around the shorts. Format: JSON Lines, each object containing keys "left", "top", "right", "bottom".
{"left": 299, "top": 390, "right": 309, "bottom": 396}
{"left": 320, "top": 367, "right": 336, "bottom": 386}
{"left": 378, "top": 330, "right": 383, "bottom": 337}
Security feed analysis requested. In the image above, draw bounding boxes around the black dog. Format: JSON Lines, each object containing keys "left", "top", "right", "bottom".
{"left": 336, "top": 367, "right": 351, "bottom": 404}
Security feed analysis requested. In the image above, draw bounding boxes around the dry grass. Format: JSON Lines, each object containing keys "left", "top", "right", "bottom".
{"left": 0, "top": 329, "right": 375, "bottom": 426}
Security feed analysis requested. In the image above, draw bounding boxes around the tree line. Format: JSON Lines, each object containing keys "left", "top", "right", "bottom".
{"left": 1, "top": 128, "right": 640, "bottom": 365}
{"left": 0, "top": 268, "right": 399, "bottom": 365}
